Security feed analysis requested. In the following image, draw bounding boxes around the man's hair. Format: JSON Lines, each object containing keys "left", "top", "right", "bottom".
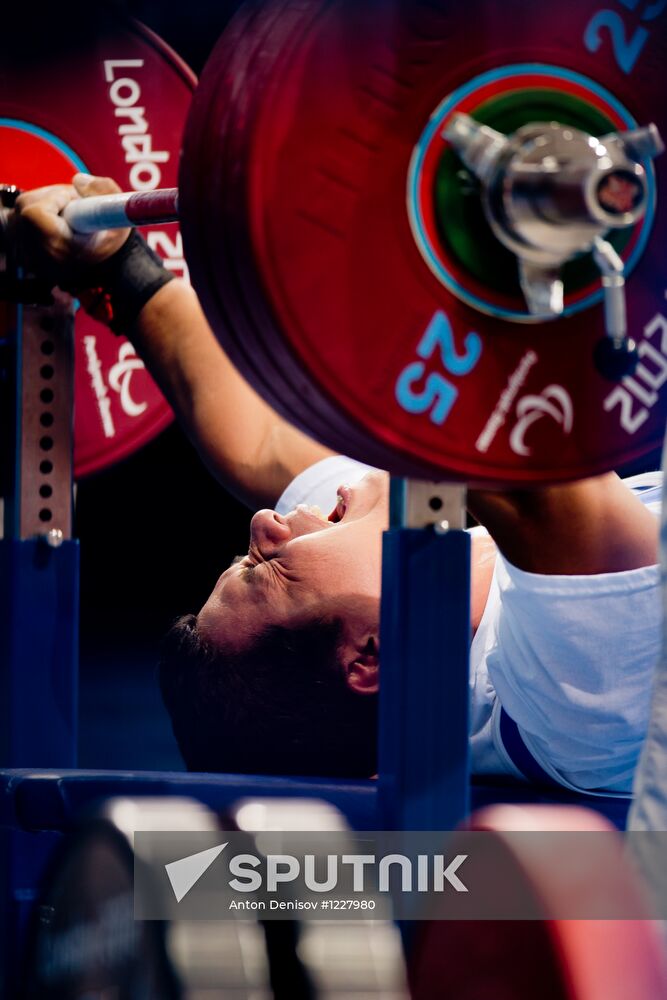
{"left": 158, "top": 614, "right": 377, "bottom": 777}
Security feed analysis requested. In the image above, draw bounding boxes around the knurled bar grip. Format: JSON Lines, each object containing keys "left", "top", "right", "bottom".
{"left": 62, "top": 188, "right": 179, "bottom": 234}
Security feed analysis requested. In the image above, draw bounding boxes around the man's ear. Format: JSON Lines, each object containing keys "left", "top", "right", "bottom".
{"left": 345, "top": 635, "right": 379, "bottom": 695}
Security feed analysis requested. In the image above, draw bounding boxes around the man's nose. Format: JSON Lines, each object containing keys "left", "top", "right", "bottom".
{"left": 250, "top": 509, "right": 291, "bottom": 552}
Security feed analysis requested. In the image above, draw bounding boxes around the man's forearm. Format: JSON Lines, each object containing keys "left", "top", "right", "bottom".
{"left": 128, "top": 278, "right": 333, "bottom": 509}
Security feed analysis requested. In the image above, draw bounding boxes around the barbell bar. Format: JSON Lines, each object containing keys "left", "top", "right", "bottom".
{"left": 60, "top": 114, "right": 661, "bottom": 381}
{"left": 62, "top": 187, "right": 179, "bottom": 233}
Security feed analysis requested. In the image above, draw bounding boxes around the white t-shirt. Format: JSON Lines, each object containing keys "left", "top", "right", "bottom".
{"left": 277, "top": 458, "right": 662, "bottom": 795}
{"left": 276, "top": 455, "right": 377, "bottom": 520}
{"left": 629, "top": 453, "right": 667, "bottom": 830}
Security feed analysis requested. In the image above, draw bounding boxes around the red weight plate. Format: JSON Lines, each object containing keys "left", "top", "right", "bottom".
{"left": 2, "top": 15, "right": 195, "bottom": 477}
{"left": 182, "top": 2, "right": 319, "bottom": 435}
{"left": 175, "top": 7, "right": 266, "bottom": 395}
{"left": 228, "top": 2, "right": 398, "bottom": 466}
{"left": 220, "top": 4, "right": 340, "bottom": 426}
{"left": 252, "top": 0, "right": 667, "bottom": 483}
{"left": 187, "top": 0, "right": 667, "bottom": 484}
{"left": 409, "top": 805, "right": 667, "bottom": 1000}
{"left": 181, "top": 1, "right": 411, "bottom": 469}
{"left": 180, "top": 1, "right": 366, "bottom": 455}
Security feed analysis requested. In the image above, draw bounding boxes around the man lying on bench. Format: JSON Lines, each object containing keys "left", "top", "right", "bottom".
{"left": 16, "top": 174, "right": 662, "bottom": 793}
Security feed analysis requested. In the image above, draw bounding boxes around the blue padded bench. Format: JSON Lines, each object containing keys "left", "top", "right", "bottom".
{"left": 0, "top": 769, "right": 630, "bottom": 832}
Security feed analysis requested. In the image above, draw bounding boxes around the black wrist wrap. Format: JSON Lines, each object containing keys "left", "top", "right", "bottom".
{"left": 93, "top": 230, "right": 175, "bottom": 334}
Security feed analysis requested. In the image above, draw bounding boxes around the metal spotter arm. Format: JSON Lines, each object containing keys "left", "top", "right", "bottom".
{"left": 378, "top": 478, "right": 470, "bottom": 831}
{"left": 0, "top": 192, "right": 79, "bottom": 993}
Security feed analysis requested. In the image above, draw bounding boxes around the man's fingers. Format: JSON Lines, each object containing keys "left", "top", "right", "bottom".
{"left": 14, "top": 174, "right": 130, "bottom": 271}
{"left": 19, "top": 202, "right": 76, "bottom": 258}
{"left": 15, "top": 185, "right": 82, "bottom": 264}
{"left": 72, "top": 173, "right": 122, "bottom": 197}
{"left": 15, "top": 184, "right": 77, "bottom": 214}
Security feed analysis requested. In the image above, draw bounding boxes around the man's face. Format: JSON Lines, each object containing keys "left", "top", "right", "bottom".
{"left": 198, "top": 471, "right": 389, "bottom": 650}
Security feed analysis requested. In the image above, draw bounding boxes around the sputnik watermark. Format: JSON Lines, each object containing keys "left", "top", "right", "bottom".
{"left": 164, "top": 843, "right": 468, "bottom": 900}
{"left": 134, "top": 830, "right": 667, "bottom": 921}
{"left": 135, "top": 831, "right": 473, "bottom": 920}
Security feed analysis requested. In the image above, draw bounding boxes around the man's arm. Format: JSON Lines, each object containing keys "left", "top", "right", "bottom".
{"left": 468, "top": 472, "right": 659, "bottom": 575}
{"left": 128, "top": 278, "right": 333, "bottom": 508}
{"left": 16, "top": 175, "right": 333, "bottom": 509}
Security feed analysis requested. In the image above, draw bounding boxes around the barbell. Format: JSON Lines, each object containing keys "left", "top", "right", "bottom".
{"left": 8, "top": 0, "right": 667, "bottom": 484}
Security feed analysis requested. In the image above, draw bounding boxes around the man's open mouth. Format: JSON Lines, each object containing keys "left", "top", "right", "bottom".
{"left": 328, "top": 485, "right": 351, "bottom": 523}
